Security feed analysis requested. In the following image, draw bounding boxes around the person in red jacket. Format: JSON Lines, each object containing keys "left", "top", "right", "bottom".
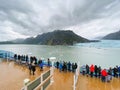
{"left": 90, "top": 64, "right": 95, "bottom": 77}
{"left": 101, "top": 69, "right": 108, "bottom": 82}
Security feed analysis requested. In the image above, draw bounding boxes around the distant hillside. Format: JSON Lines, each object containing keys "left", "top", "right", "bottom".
{"left": 12, "top": 38, "right": 25, "bottom": 43}
{"left": 0, "top": 41, "right": 14, "bottom": 44}
{"left": 22, "top": 30, "right": 90, "bottom": 45}
{"left": 103, "top": 30, "right": 120, "bottom": 40}
{"left": 0, "top": 30, "right": 91, "bottom": 45}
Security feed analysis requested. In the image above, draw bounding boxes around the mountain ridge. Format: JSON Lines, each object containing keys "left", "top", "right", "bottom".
{"left": 0, "top": 30, "right": 95, "bottom": 45}
{"left": 103, "top": 30, "right": 120, "bottom": 40}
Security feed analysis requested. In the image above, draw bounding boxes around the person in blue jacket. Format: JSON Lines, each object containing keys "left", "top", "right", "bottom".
{"left": 59, "top": 61, "right": 63, "bottom": 72}
{"left": 39, "top": 60, "right": 44, "bottom": 71}
{"left": 118, "top": 66, "right": 120, "bottom": 77}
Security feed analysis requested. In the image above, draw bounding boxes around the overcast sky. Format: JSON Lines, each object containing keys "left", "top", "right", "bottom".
{"left": 0, "top": 0, "right": 120, "bottom": 41}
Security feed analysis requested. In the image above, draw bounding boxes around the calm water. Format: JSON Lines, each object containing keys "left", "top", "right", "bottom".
{"left": 0, "top": 40, "right": 120, "bottom": 68}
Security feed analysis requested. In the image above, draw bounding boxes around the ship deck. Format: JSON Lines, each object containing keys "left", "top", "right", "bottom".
{"left": 0, "top": 60, "right": 120, "bottom": 90}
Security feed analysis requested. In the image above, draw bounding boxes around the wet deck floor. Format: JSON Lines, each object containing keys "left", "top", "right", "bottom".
{"left": 0, "top": 60, "right": 120, "bottom": 90}
{"left": 0, "top": 60, "right": 48, "bottom": 90}
{"left": 47, "top": 69, "right": 120, "bottom": 90}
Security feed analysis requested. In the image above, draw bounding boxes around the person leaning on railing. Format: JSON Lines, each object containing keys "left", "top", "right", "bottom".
{"left": 31, "top": 61, "right": 36, "bottom": 75}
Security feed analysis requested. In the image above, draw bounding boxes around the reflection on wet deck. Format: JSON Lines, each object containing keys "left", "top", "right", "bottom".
{"left": 76, "top": 75, "right": 120, "bottom": 90}
{"left": 47, "top": 69, "right": 120, "bottom": 90}
{"left": 0, "top": 60, "right": 120, "bottom": 90}
{"left": 0, "top": 60, "right": 48, "bottom": 90}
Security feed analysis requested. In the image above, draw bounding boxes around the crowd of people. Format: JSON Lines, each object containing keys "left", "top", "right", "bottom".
{"left": 14, "top": 54, "right": 43, "bottom": 75}
{"left": 14, "top": 54, "right": 78, "bottom": 75}
{"left": 14, "top": 54, "right": 120, "bottom": 83}
{"left": 56, "top": 61, "right": 78, "bottom": 72}
{"left": 81, "top": 64, "right": 120, "bottom": 82}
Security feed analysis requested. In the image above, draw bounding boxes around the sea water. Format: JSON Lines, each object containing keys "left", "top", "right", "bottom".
{"left": 0, "top": 40, "right": 120, "bottom": 68}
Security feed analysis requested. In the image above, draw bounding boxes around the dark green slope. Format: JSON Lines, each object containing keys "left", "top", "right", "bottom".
{"left": 23, "top": 30, "right": 90, "bottom": 45}
{"left": 103, "top": 30, "right": 120, "bottom": 40}
{"left": 0, "top": 30, "right": 91, "bottom": 45}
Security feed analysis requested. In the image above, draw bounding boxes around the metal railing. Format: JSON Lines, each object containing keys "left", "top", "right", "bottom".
{"left": 73, "top": 62, "right": 80, "bottom": 90}
{"left": 21, "top": 68, "right": 53, "bottom": 90}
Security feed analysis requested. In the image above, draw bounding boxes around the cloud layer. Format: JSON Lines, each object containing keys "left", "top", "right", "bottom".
{"left": 0, "top": 0, "right": 120, "bottom": 41}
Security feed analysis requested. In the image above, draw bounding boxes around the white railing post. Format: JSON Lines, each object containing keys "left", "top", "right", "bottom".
{"left": 73, "top": 61, "right": 80, "bottom": 90}
{"left": 21, "top": 69, "right": 52, "bottom": 90}
{"left": 49, "top": 57, "right": 56, "bottom": 84}
{"left": 73, "top": 75, "right": 76, "bottom": 90}
{"left": 50, "top": 60, "right": 54, "bottom": 83}
{"left": 41, "top": 74, "right": 43, "bottom": 90}
{"left": 77, "top": 61, "right": 80, "bottom": 80}
{"left": 25, "top": 86, "right": 27, "bottom": 90}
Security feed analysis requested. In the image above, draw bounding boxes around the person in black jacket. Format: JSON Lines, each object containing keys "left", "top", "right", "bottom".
{"left": 94, "top": 65, "right": 98, "bottom": 77}
{"left": 86, "top": 64, "right": 89, "bottom": 76}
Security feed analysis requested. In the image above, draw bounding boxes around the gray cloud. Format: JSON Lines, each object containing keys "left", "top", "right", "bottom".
{"left": 0, "top": 0, "right": 120, "bottom": 41}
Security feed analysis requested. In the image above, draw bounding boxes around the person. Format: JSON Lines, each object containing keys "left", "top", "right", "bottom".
{"left": 86, "top": 64, "right": 89, "bottom": 76}
{"left": 64, "top": 62, "right": 67, "bottom": 72}
{"left": 39, "top": 60, "right": 43, "bottom": 71}
{"left": 108, "top": 67, "right": 112, "bottom": 76}
{"left": 98, "top": 66, "right": 101, "bottom": 78}
{"left": 34, "top": 56, "right": 37, "bottom": 65}
{"left": 94, "top": 65, "right": 98, "bottom": 77}
{"left": 59, "top": 61, "right": 63, "bottom": 72}
{"left": 25, "top": 55, "right": 28, "bottom": 64}
{"left": 101, "top": 69, "right": 108, "bottom": 82}
{"left": 72, "top": 63, "right": 75, "bottom": 72}
{"left": 67, "top": 61, "right": 71, "bottom": 71}
{"left": 107, "top": 68, "right": 112, "bottom": 82}
{"left": 14, "top": 54, "right": 17, "bottom": 61}
{"left": 113, "top": 66, "right": 118, "bottom": 78}
{"left": 28, "top": 62, "right": 32, "bottom": 75}
{"left": 31, "top": 61, "right": 36, "bottom": 75}
{"left": 56, "top": 61, "right": 59, "bottom": 69}
{"left": 90, "top": 64, "right": 95, "bottom": 77}
{"left": 81, "top": 65, "right": 86, "bottom": 75}
{"left": 47, "top": 58, "right": 50, "bottom": 67}
{"left": 30, "top": 56, "right": 33, "bottom": 64}
{"left": 75, "top": 63, "right": 78, "bottom": 69}
{"left": 106, "top": 73, "right": 112, "bottom": 82}
{"left": 38, "top": 59, "right": 42, "bottom": 65}
{"left": 18, "top": 55, "right": 21, "bottom": 64}
{"left": 118, "top": 66, "right": 120, "bottom": 77}
{"left": 62, "top": 61, "right": 65, "bottom": 71}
